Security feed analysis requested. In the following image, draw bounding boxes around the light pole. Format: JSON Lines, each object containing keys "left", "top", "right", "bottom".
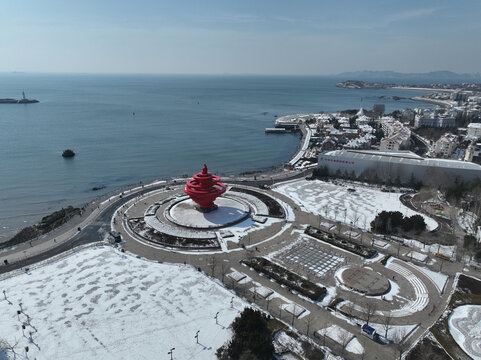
{"left": 215, "top": 312, "right": 219, "bottom": 325}
{"left": 168, "top": 347, "right": 175, "bottom": 360}
{"left": 195, "top": 330, "right": 199, "bottom": 344}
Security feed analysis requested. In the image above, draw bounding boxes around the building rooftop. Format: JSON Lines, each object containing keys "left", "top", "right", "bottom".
{"left": 323, "top": 149, "right": 481, "bottom": 171}
{"left": 468, "top": 122, "right": 481, "bottom": 129}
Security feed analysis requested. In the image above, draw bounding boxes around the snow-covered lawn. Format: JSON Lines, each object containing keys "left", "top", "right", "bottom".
{"left": 0, "top": 246, "right": 247, "bottom": 360}
{"left": 317, "top": 325, "right": 353, "bottom": 344}
{"left": 448, "top": 305, "right": 481, "bottom": 360}
{"left": 282, "top": 303, "right": 306, "bottom": 317}
{"left": 406, "top": 251, "right": 428, "bottom": 262}
{"left": 345, "top": 336, "right": 364, "bottom": 355}
{"left": 316, "top": 325, "right": 364, "bottom": 354}
{"left": 273, "top": 179, "right": 437, "bottom": 231}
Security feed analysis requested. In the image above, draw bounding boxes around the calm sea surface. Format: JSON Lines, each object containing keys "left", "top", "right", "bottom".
{"left": 0, "top": 73, "right": 433, "bottom": 239}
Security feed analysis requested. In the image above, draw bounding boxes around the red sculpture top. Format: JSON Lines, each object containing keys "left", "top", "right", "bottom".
{"left": 184, "top": 164, "right": 226, "bottom": 211}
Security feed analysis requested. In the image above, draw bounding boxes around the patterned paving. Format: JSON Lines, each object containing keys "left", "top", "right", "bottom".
{"left": 281, "top": 243, "right": 344, "bottom": 277}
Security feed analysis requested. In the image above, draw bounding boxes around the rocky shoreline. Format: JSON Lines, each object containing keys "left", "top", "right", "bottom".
{"left": 1, "top": 206, "right": 81, "bottom": 249}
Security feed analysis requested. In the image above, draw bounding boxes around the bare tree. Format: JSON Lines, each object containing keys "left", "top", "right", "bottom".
{"left": 382, "top": 312, "right": 393, "bottom": 339}
{"left": 394, "top": 329, "right": 408, "bottom": 360}
{"left": 344, "top": 296, "right": 356, "bottom": 319}
{"left": 0, "top": 338, "right": 19, "bottom": 358}
{"left": 363, "top": 301, "right": 378, "bottom": 325}
{"left": 338, "top": 330, "right": 351, "bottom": 357}
{"left": 305, "top": 315, "right": 312, "bottom": 336}
{"left": 210, "top": 256, "right": 216, "bottom": 277}
{"left": 220, "top": 262, "right": 227, "bottom": 283}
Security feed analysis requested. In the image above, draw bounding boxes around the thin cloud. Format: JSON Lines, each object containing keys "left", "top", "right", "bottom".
{"left": 382, "top": 7, "right": 440, "bottom": 25}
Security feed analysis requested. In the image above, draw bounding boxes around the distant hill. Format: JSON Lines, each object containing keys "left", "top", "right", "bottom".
{"left": 335, "top": 70, "right": 481, "bottom": 82}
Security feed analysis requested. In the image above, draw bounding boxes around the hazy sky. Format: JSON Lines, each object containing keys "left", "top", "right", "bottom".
{"left": 1, "top": 0, "right": 480, "bottom": 75}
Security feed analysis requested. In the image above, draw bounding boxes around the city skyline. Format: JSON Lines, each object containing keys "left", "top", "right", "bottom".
{"left": 1, "top": 0, "right": 481, "bottom": 75}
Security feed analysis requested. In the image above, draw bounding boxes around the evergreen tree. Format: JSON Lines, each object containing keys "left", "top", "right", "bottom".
{"left": 217, "top": 308, "right": 274, "bottom": 360}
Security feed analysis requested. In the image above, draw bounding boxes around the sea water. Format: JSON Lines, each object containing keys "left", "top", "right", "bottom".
{"left": 0, "top": 73, "right": 432, "bottom": 239}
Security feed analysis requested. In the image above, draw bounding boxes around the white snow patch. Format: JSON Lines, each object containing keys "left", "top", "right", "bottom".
{"left": 273, "top": 179, "right": 438, "bottom": 231}
{"left": 406, "top": 251, "right": 428, "bottom": 262}
{"left": 368, "top": 323, "right": 419, "bottom": 342}
{"left": 0, "top": 246, "right": 248, "bottom": 360}
{"left": 345, "top": 336, "right": 364, "bottom": 354}
{"left": 317, "top": 325, "right": 353, "bottom": 345}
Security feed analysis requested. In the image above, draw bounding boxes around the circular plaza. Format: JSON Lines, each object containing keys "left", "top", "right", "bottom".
{"left": 117, "top": 165, "right": 289, "bottom": 252}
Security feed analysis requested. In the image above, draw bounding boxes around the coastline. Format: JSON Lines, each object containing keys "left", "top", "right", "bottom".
{"left": 410, "top": 96, "right": 454, "bottom": 108}
{"left": 393, "top": 86, "right": 458, "bottom": 92}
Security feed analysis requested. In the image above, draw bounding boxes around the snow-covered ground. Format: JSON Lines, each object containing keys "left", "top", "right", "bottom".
{"left": 368, "top": 323, "right": 418, "bottom": 343}
{"left": 457, "top": 210, "right": 478, "bottom": 235}
{"left": 401, "top": 237, "right": 455, "bottom": 258}
{"left": 273, "top": 179, "right": 437, "bottom": 231}
{"left": 316, "top": 325, "right": 364, "bottom": 355}
{"left": 448, "top": 305, "right": 481, "bottom": 360}
{"left": 0, "top": 246, "right": 248, "bottom": 360}
{"left": 406, "top": 251, "right": 428, "bottom": 262}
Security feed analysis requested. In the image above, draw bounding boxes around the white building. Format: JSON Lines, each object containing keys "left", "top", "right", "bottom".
{"left": 380, "top": 118, "right": 411, "bottom": 151}
{"left": 318, "top": 149, "right": 481, "bottom": 184}
{"left": 435, "top": 133, "right": 458, "bottom": 158}
{"left": 467, "top": 122, "right": 481, "bottom": 138}
{"left": 464, "top": 142, "right": 481, "bottom": 162}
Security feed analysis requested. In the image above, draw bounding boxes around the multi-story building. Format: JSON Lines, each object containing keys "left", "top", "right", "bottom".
{"left": 414, "top": 115, "right": 456, "bottom": 128}
{"left": 379, "top": 118, "right": 411, "bottom": 151}
{"left": 464, "top": 142, "right": 481, "bottom": 163}
{"left": 467, "top": 122, "right": 481, "bottom": 138}
{"left": 435, "top": 133, "right": 458, "bottom": 158}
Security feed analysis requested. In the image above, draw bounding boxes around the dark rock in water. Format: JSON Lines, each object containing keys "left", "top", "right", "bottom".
{"left": 92, "top": 185, "right": 106, "bottom": 191}
{"left": 62, "top": 149, "right": 75, "bottom": 158}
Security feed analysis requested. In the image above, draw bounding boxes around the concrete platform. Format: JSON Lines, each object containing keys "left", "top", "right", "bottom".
{"left": 341, "top": 266, "right": 390, "bottom": 296}
{"left": 166, "top": 196, "right": 250, "bottom": 229}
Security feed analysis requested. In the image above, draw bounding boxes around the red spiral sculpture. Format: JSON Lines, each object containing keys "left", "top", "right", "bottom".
{"left": 184, "top": 164, "right": 226, "bottom": 211}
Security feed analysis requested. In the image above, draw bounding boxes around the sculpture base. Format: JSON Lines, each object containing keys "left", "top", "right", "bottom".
{"left": 195, "top": 204, "right": 218, "bottom": 213}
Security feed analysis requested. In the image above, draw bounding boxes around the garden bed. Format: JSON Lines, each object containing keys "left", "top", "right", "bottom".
{"left": 231, "top": 187, "right": 284, "bottom": 218}
{"left": 128, "top": 218, "right": 220, "bottom": 250}
{"left": 305, "top": 226, "right": 377, "bottom": 258}
{"left": 242, "top": 257, "right": 327, "bottom": 301}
